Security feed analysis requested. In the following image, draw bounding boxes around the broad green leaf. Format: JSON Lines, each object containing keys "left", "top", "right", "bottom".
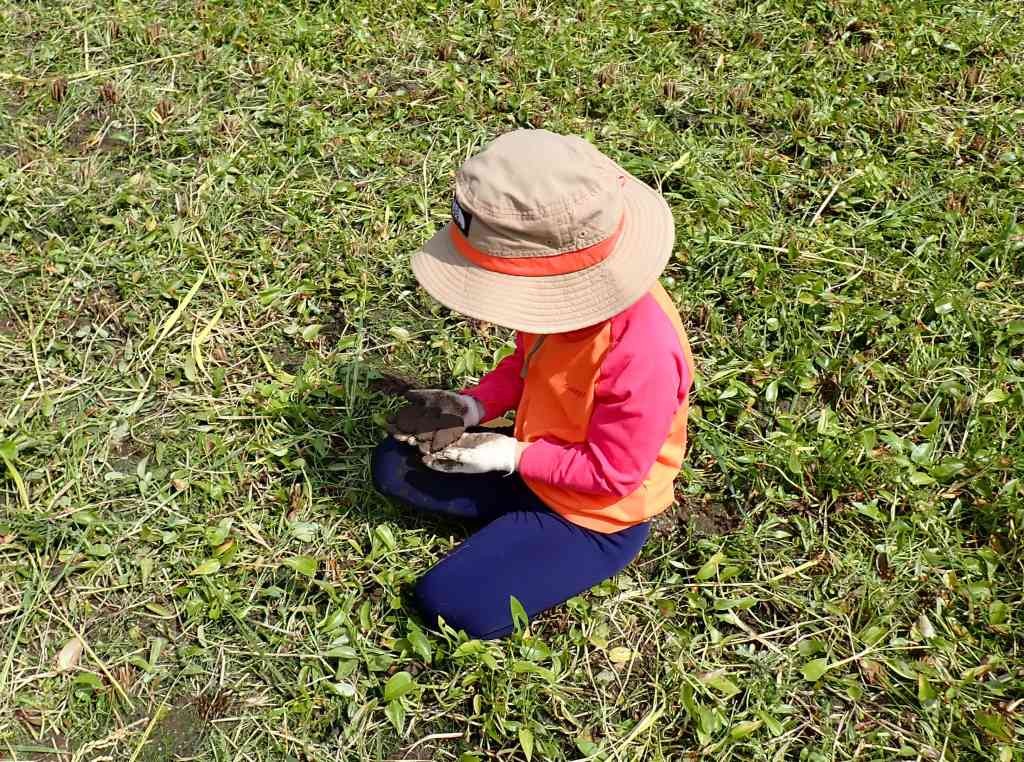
{"left": 128, "top": 655, "right": 154, "bottom": 672}
{"left": 788, "top": 449, "right": 802, "bottom": 474}
{"left": 679, "top": 683, "right": 699, "bottom": 719}
{"left": 765, "top": 380, "right": 778, "bottom": 402}
{"left": 908, "top": 471, "right": 935, "bottom": 486}
{"left": 148, "top": 637, "right": 166, "bottom": 666}
{"left": 385, "top": 699, "right": 405, "bottom": 733}
{"left": 73, "top": 673, "right": 104, "bottom": 692}
{"left": 730, "top": 719, "right": 762, "bottom": 740}
{"left": 859, "top": 625, "right": 886, "bottom": 645}
{"left": 519, "top": 639, "right": 550, "bottom": 661}
{"left": 509, "top": 596, "right": 529, "bottom": 633}
{"left": 887, "top": 658, "right": 917, "bottom": 680}
{"left": 757, "top": 710, "right": 784, "bottom": 736}
{"left": 860, "top": 428, "right": 877, "bottom": 452}
{"left": 301, "top": 324, "right": 322, "bottom": 341}
{"left": 205, "top": 518, "right": 232, "bottom": 546}
{"left": 698, "top": 705, "right": 721, "bottom": 740}
{"left": 705, "top": 674, "right": 740, "bottom": 698}
{"left": 145, "top": 602, "right": 175, "bottom": 618}
{"left": 575, "top": 735, "right": 600, "bottom": 755}
{"left": 289, "top": 521, "right": 318, "bottom": 542}
{"left": 976, "top": 710, "right": 1012, "bottom": 741}
{"left": 713, "top": 596, "right": 756, "bottom": 610}
{"left": 854, "top": 501, "right": 885, "bottom": 522}
{"left": 284, "top": 555, "right": 317, "bottom": 578}
{"left": 917, "top": 673, "right": 937, "bottom": 704}
{"left": 910, "top": 442, "right": 932, "bottom": 465}
{"left": 816, "top": 407, "right": 837, "bottom": 435}
{"left": 696, "top": 551, "right": 724, "bottom": 581}
{"left": 330, "top": 682, "right": 357, "bottom": 697}
{"left": 374, "top": 524, "right": 397, "bottom": 550}
{"left": 407, "top": 625, "right": 432, "bottom": 663}
{"left": 511, "top": 661, "right": 557, "bottom": 682}
{"left": 967, "top": 581, "right": 992, "bottom": 601}
{"left": 72, "top": 511, "right": 98, "bottom": 526}
{"left": 383, "top": 671, "right": 414, "bottom": 701}
{"left": 931, "top": 460, "right": 966, "bottom": 481}
{"left": 798, "top": 638, "right": 825, "bottom": 657}
{"left": 191, "top": 559, "right": 220, "bottom": 576}
{"left": 801, "top": 658, "right": 829, "bottom": 681}
{"left": 981, "top": 388, "right": 1008, "bottom": 404}
{"left": 989, "top": 600, "right": 1009, "bottom": 626}
{"left": 519, "top": 728, "right": 534, "bottom": 761}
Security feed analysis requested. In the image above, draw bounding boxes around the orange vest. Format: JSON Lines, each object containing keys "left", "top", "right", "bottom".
{"left": 514, "top": 285, "right": 695, "bottom": 532}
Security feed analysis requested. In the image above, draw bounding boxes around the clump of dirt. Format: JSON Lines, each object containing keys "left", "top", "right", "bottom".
{"left": 64, "top": 109, "right": 127, "bottom": 156}
{"left": 653, "top": 495, "right": 739, "bottom": 537}
{"left": 137, "top": 703, "right": 206, "bottom": 761}
{"left": 368, "top": 370, "right": 422, "bottom": 396}
{"left": 388, "top": 406, "right": 464, "bottom": 453}
{"left": 136, "top": 691, "right": 235, "bottom": 762}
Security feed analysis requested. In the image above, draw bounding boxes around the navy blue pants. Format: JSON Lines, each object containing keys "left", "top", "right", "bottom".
{"left": 371, "top": 437, "right": 650, "bottom": 639}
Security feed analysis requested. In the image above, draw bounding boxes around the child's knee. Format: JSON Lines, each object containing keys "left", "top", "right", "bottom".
{"left": 371, "top": 438, "right": 405, "bottom": 497}
{"left": 414, "top": 568, "right": 491, "bottom": 639}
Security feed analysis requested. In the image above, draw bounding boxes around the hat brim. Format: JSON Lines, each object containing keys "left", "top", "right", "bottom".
{"left": 410, "top": 173, "right": 674, "bottom": 334}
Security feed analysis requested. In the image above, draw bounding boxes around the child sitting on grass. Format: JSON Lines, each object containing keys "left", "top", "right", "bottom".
{"left": 372, "top": 129, "right": 695, "bottom": 639}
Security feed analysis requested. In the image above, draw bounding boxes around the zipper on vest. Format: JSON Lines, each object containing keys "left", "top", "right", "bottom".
{"left": 520, "top": 335, "right": 547, "bottom": 379}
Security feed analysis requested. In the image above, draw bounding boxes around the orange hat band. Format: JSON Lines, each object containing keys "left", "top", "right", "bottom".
{"left": 449, "top": 216, "right": 625, "bottom": 277}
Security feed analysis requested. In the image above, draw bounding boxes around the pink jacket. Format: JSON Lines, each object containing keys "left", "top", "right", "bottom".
{"left": 464, "top": 291, "right": 693, "bottom": 500}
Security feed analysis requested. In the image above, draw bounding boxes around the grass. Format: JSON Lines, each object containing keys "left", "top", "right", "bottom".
{"left": 1, "top": 0, "right": 1022, "bottom": 759}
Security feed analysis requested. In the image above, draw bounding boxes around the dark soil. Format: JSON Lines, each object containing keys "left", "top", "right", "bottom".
{"left": 135, "top": 691, "right": 233, "bottom": 762}
{"left": 368, "top": 370, "right": 422, "bottom": 396}
{"left": 652, "top": 495, "right": 740, "bottom": 537}
{"left": 142, "top": 703, "right": 206, "bottom": 760}
{"left": 388, "top": 405, "right": 465, "bottom": 453}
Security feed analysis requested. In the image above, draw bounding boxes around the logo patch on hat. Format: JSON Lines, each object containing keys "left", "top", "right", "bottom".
{"left": 452, "top": 196, "right": 473, "bottom": 237}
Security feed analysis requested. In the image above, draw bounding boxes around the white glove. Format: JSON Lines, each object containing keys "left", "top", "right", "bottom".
{"left": 423, "top": 433, "right": 522, "bottom": 475}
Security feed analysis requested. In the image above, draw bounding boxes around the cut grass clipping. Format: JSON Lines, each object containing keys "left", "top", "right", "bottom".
{"left": 1, "top": 0, "right": 1022, "bottom": 760}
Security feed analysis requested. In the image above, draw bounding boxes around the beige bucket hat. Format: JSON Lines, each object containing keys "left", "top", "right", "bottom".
{"left": 411, "top": 130, "right": 675, "bottom": 334}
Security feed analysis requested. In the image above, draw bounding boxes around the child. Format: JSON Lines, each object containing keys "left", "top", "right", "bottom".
{"left": 372, "top": 130, "right": 695, "bottom": 639}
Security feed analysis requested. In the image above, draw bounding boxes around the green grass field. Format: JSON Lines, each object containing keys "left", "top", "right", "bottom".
{"left": 2, "top": 0, "right": 1022, "bottom": 759}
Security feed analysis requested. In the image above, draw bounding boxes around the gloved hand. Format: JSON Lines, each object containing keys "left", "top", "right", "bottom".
{"left": 388, "top": 390, "right": 484, "bottom": 454}
{"left": 423, "top": 432, "right": 523, "bottom": 475}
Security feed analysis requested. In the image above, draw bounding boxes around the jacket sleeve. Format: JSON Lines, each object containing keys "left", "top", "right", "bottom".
{"left": 517, "top": 329, "right": 687, "bottom": 496}
{"left": 461, "top": 334, "right": 526, "bottom": 422}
